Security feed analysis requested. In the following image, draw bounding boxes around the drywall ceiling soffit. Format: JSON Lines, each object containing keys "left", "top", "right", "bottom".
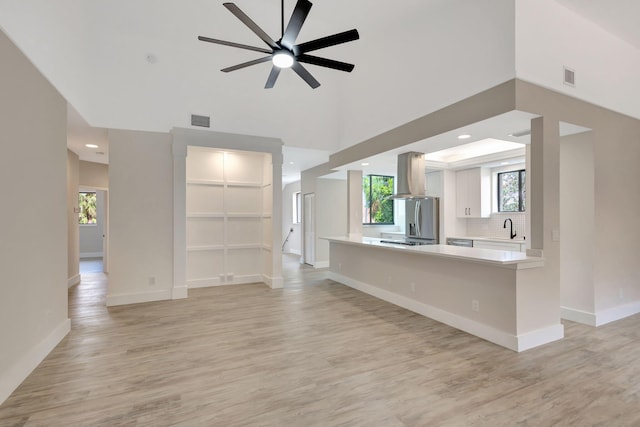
{"left": 67, "top": 104, "right": 109, "bottom": 164}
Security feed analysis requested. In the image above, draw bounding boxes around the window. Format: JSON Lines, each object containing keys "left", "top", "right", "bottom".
{"left": 363, "top": 175, "right": 394, "bottom": 224}
{"left": 292, "top": 191, "right": 301, "bottom": 224}
{"left": 78, "top": 192, "right": 97, "bottom": 224}
{"left": 498, "top": 170, "right": 525, "bottom": 212}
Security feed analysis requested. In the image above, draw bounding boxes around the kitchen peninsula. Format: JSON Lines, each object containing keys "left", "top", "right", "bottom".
{"left": 324, "top": 236, "right": 564, "bottom": 352}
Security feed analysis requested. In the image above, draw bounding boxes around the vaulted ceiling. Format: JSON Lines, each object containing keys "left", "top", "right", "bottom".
{"left": 1, "top": 0, "right": 638, "bottom": 178}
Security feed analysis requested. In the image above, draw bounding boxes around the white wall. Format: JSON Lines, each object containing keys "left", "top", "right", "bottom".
{"left": 79, "top": 190, "right": 105, "bottom": 257}
{"left": 339, "top": 0, "right": 516, "bottom": 149}
{"left": 560, "top": 132, "right": 595, "bottom": 315}
{"left": 515, "top": 0, "right": 640, "bottom": 121}
{"left": 314, "top": 178, "right": 348, "bottom": 267}
{"left": 107, "top": 130, "right": 174, "bottom": 306}
{"left": 0, "top": 29, "right": 70, "bottom": 404}
{"left": 79, "top": 160, "right": 108, "bottom": 189}
{"left": 282, "top": 181, "right": 302, "bottom": 255}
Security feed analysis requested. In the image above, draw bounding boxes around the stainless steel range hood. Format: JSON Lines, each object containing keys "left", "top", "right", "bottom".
{"left": 389, "top": 151, "right": 427, "bottom": 199}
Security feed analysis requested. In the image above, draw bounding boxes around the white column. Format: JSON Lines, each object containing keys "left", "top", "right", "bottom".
{"left": 270, "top": 151, "right": 284, "bottom": 288}
{"left": 347, "top": 170, "right": 363, "bottom": 238}
{"left": 172, "top": 138, "right": 188, "bottom": 299}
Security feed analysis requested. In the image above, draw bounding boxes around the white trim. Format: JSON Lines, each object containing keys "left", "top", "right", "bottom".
{"left": 314, "top": 261, "right": 330, "bottom": 269}
{"left": 561, "top": 306, "right": 597, "bottom": 326}
{"left": 329, "top": 272, "right": 562, "bottom": 352}
{"left": 0, "top": 318, "right": 70, "bottom": 405}
{"left": 594, "top": 300, "right": 640, "bottom": 326}
{"left": 80, "top": 252, "right": 103, "bottom": 258}
{"left": 67, "top": 274, "right": 81, "bottom": 288}
{"left": 263, "top": 274, "right": 284, "bottom": 289}
{"left": 187, "top": 274, "right": 263, "bottom": 289}
{"left": 172, "top": 286, "right": 188, "bottom": 300}
{"left": 106, "top": 289, "right": 171, "bottom": 307}
{"left": 516, "top": 324, "right": 564, "bottom": 352}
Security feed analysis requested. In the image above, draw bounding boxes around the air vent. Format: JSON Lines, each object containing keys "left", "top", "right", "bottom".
{"left": 191, "top": 114, "right": 210, "bottom": 128}
{"left": 563, "top": 66, "right": 575, "bottom": 87}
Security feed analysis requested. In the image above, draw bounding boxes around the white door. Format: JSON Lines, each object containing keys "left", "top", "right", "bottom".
{"left": 303, "top": 193, "right": 315, "bottom": 266}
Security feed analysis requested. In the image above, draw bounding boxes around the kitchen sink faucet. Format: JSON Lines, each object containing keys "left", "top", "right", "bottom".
{"left": 503, "top": 218, "right": 517, "bottom": 239}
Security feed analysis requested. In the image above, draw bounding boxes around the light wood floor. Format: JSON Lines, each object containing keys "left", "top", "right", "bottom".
{"left": 2, "top": 255, "right": 640, "bottom": 426}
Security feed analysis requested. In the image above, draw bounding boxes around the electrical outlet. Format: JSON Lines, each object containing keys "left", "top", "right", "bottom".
{"left": 472, "top": 299, "right": 480, "bottom": 312}
{"left": 148, "top": 276, "right": 156, "bottom": 286}
{"left": 227, "top": 273, "right": 234, "bottom": 281}
{"left": 338, "top": 263, "right": 342, "bottom": 271}
{"left": 410, "top": 282, "right": 415, "bottom": 292}
{"left": 552, "top": 229, "right": 560, "bottom": 242}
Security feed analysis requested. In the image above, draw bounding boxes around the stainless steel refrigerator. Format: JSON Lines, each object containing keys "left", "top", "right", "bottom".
{"left": 405, "top": 197, "right": 439, "bottom": 244}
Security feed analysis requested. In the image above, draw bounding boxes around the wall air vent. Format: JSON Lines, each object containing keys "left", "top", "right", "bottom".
{"left": 191, "top": 114, "right": 210, "bottom": 128}
{"left": 563, "top": 66, "right": 575, "bottom": 87}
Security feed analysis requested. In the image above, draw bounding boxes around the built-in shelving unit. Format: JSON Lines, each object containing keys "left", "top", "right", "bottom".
{"left": 185, "top": 147, "right": 273, "bottom": 288}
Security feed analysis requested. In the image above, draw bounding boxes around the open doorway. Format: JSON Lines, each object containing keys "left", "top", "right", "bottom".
{"left": 78, "top": 188, "right": 108, "bottom": 275}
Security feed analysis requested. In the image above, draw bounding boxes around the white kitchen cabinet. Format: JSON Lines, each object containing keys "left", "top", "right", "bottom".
{"left": 426, "top": 171, "right": 443, "bottom": 197}
{"left": 473, "top": 240, "right": 525, "bottom": 252}
{"left": 456, "top": 168, "right": 490, "bottom": 218}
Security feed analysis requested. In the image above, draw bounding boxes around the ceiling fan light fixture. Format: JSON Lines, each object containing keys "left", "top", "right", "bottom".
{"left": 273, "top": 51, "right": 294, "bottom": 68}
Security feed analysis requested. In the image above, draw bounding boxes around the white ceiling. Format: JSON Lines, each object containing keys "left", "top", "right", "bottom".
{"left": 1, "top": 0, "right": 637, "bottom": 181}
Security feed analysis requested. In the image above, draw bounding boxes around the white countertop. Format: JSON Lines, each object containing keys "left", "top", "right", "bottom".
{"left": 449, "top": 236, "right": 526, "bottom": 244}
{"left": 323, "top": 236, "right": 543, "bottom": 269}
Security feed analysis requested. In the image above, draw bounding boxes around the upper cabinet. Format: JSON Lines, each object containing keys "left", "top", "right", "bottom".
{"left": 456, "top": 168, "right": 490, "bottom": 218}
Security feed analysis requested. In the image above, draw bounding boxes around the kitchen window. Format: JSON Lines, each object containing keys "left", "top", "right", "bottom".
{"left": 363, "top": 175, "right": 394, "bottom": 224}
{"left": 498, "top": 169, "right": 525, "bottom": 212}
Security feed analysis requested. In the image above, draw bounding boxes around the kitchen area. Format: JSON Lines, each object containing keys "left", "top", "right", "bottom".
{"left": 320, "top": 134, "right": 556, "bottom": 352}
{"left": 303, "top": 106, "right": 592, "bottom": 353}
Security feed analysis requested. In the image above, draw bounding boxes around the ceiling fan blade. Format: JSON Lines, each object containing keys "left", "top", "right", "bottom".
{"left": 198, "top": 36, "right": 272, "bottom": 54}
{"left": 296, "top": 29, "right": 359, "bottom": 54}
{"left": 281, "top": 0, "right": 312, "bottom": 50}
{"left": 223, "top": 2, "right": 279, "bottom": 49}
{"left": 221, "top": 56, "right": 272, "bottom": 73}
{"left": 291, "top": 61, "right": 320, "bottom": 89}
{"left": 297, "top": 54, "right": 355, "bottom": 72}
{"left": 265, "top": 66, "right": 281, "bottom": 89}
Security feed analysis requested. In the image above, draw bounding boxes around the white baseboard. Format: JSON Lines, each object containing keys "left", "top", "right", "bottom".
{"left": 561, "top": 307, "right": 597, "bottom": 326}
{"left": 187, "top": 274, "right": 263, "bottom": 289}
{"left": 595, "top": 300, "right": 640, "bottom": 326}
{"left": 172, "top": 286, "right": 188, "bottom": 300}
{"left": 67, "top": 274, "right": 81, "bottom": 288}
{"left": 263, "top": 274, "right": 284, "bottom": 289}
{"left": 516, "top": 324, "right": 564, "bottom": 352}
{"left": 314, "top": 261, "right": 330, "bottom": 269}
{"left": 106, "top": 289, "right": 171, "bottom": 306}
{"left": 562, "top": 302, "right": 640, "bottom": 327}
{"left": 80, "top": 252, "right": 103, "bottom": 258}
{"left": 0, "top": 318, "right": 71, "bottom": 405}
{"left": 329, "top": 272, "right": 563, "bottom": 352}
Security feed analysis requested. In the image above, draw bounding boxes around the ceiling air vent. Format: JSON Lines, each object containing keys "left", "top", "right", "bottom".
{"left": 191, "top": 114, "right": 210, "bottom": 128}
{"left": 563, "top": 66, "right": 575, "bottom": 87}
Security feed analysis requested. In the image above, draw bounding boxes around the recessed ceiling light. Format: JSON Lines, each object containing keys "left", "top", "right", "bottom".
{"left": 500, "top": 162, "right": 509, "bottom": 165}
{"left": 85, "top": 144, "right": 98, "bottom": 148}
{"left": 457, "top": 134, "right": 472, "bottom": 140}
{"left": 361, "top": 162, "right": 369, "bottom": 166}
{"left": 289, "top": 162, "right": 294, "bottom": 165}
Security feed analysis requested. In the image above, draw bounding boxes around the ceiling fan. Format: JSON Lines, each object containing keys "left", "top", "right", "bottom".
{"left": 198, "top": 0, "right": 359, "bottom": 89}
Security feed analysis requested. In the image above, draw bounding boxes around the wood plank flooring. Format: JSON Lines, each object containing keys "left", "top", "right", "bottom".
{"left": 2, "top": 254, "right": 640, "bottom": 426}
